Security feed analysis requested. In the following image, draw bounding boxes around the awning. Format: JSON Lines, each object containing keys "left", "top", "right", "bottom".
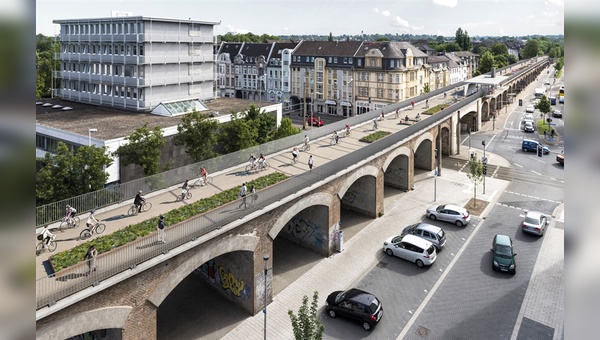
{"left": 325, "top": 100, "right": 336, "bottom": 105}
{"left": 340, "top": 102, "right": 350, "bottom": 106}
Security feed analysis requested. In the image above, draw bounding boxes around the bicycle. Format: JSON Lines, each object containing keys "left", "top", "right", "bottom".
{"left": 257, "top": 160, "right": 270, "bottom": 171}
{"left": 330, "top": 136, "right": 341, "bottom": 146}
{"left": 291, "top": 154, "right": 298, "bottom": 165}
{"left": 191, "top": 176, "right": 213, "bottom": 189}
{"left": 59, "top": 216, "right": 81, "bottom": 232}
{"left": 128, "top": 201, "right": 152, "bottom": 216}
{"left": 344, "top": 129, "right": 351, "bottom": 137}
{"left": 301, "top": 143, "right": 311, "bottom": 152}
{"left": 245, "top": 163, "right": 258, "bottom": 173}
{"left": 36, "top": 235, "right": 57, "bottom": 256}
{"left": 176, "top": 190, "right": 192, "bottom": 201}
{"left": 80, "top": 222, "right": 106, "bottom": 240}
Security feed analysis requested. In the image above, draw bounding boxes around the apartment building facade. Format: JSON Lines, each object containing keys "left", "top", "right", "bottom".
{"left": 216, "top": 42, "right": 244, "bottom": 98}
{"left": 265, "top": 42, "right": 300, "bottom": 105}
{"left": 52, "top": 16, "right": 219, "bottom": 113}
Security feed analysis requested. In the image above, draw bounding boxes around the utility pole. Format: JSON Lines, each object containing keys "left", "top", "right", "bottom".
{"left": 482, "top": 140, "right": 487, "bottom": 195}
{"left": 437, "top": 125, "right": 442, "bottom": 177}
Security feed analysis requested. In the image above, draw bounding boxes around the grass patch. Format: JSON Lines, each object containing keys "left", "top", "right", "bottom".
{"left": 555, "top": 69, "right": 563, "bottom": 78}
{"left": 536, "top": 119, "right": 556, "bottom": 135}
{"left": 49, "top": 172, "right": 289, "bottom": 272}
{"left": 359, "top": 131, "right": 391, "bottom": 143}
{"left": 423, "top": 103, "right": 450, "bottom": 115}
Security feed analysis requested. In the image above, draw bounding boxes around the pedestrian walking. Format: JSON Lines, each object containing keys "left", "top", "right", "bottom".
{"left": 85, "top": 245, "right": 97, "bottom": 275}
{"left": 250, "top": 185, "right": 257, "bottom": 206}
{"left": 373, "top": 118, "right": 378, "bottom": 130}
{"left": 411, "top": 101, "right": 415, "bottom": 109}
{"left": 395, "top": 108, "right": 399, "bottom": 119}
{"left": 238, "top": 183, "right": 247, "bottom": 209}
{"left": 157, "top": 215, "right": 166, "bottom": 244}
{"left": 544, "top": 130, "right": 547, "bottom": 139}
{"left": 380, "top": 111, "right": 385, "bottom": 121}
{"left": 426, "top": 99, "right": 429, "bottom": 108}
{"left": 308, "top": 155, "right": 314, "bottom": 171}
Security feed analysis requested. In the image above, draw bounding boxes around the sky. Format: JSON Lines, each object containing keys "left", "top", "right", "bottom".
{"left": 35, "top": 0, "right": 565, "bottom": 38}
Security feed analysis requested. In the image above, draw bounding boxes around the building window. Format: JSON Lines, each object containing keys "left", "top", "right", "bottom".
{"left": 378, "top": 89, "right": 383, "bottom": 98}
{"left": 333, "top": 57, "right": 337, "bottom": 63}
{"left": 371, "top": 59, "right": 375, "bottom": 67}
{"left": 357, "top": 59, "right": 362, "bottom": 66}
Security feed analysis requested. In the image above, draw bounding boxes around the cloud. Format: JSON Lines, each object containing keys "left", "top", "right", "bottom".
{"left": 433, "top": 0, "right": 458, "bottom": 8}
{"left": 392, "top": 16, "right": 410, "bottom": 28}
{"left": 224, "top": 24, "right": 249, "bottom": 34}
{"left": 282, "top": 27, "right": 290, "bottom": 31}
{"left": 373, "top": 8, "right": 380, "bottom": 14}
{"left": 381, "top": 10, "right": 391, "bottom": 17}
{"left": 373, "top": 8, "right": 390, "bottom": 17}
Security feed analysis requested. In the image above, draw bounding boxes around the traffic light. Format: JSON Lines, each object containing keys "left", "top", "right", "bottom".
{"left": 537, "top": 145, "right": 543, "bottom": 157}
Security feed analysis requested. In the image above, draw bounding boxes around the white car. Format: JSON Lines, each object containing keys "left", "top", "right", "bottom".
{"left": 426, "top": 204, "right": 471, "bottom": 227}
{"left": 523, "top": 121, "right": 535, "bottom": 132}
{"left": 525, "top": 105, "right": 535, "bottom": 113}
{"left": 522, "top": 211, "right": 549, "bottom": 236}
{"left": 383, "top": 234, "right": 437, "bottom": 268}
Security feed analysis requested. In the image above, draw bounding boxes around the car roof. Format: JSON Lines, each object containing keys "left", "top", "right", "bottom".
{"left": 494, "top": 234, "right": 512, "bottom": 246}
{"left": 525, "top": 211, "right": 543, "bottom": 219}
{"left": 345, "top": 288, "right": 376, "bottom": 305}
{"left": 443, "top": 204, "right": 465, "bottom": 212}
{"left": 522, "top": 139, "right": 538, "bottom": 144}
{"left": 402, "top": 234, "right": 433, "bottom": 248}
{"left": 413, "top": 223, "right": 442, "bottom": 233}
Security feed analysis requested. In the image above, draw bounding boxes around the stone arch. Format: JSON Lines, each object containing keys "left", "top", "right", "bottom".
{"left": 336, "top": 165, "right": 380, "bottom": 200}
{"left": 268, "top": 192, "right": 334, "bottom": 240}
{"left": 36, "top": 306, "right": 132, "bottom": 340}
{"left": 382, "top": 146, "right": 411, "bottom": 172}
{"left": 413, "top": 131, "right": 434, "bottom": 155}
{"left": 147, "top": 235, "right": 259, "bottom": 307}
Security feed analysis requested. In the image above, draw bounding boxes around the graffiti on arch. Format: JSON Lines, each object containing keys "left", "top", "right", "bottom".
{"left": 219, "top": 265, "right": 245, "bottom": 297}
{"left": 283, "top": 217, "right": 326, "bottom": 249}
{"left": 197, "top": 260, "right": 250, "bottom": 299}
{"left": 342, "top": 190, "right": 368, "bottom": 206}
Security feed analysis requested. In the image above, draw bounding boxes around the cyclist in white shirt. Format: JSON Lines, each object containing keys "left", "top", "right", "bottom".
{"left": 86, "top": 209, "right": 99, "bottom": 229}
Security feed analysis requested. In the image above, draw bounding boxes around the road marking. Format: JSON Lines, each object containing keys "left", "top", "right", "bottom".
{"left": 503, "top": 190, "right": 562, "bottom": 204}
{"left": 531, "top": 170, "right": 542, "bottom": 175}
{"left": 397, "top": 218, "right": 487, "bottom": 339}
{"left": 528, "top": 156, "right": 546, "bottom": 164}
{"left": 514, "top": 163, "right": 523, "bottom": 168}
{"left": 550, "top": 177, "right": 556, "bottom": 181}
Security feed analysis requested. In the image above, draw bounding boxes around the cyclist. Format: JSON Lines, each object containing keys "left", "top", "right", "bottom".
{"left": 345, "top": 124, "right": 350, "bottom": 136}
{"left": 380, "top": 111, "right": 385, "bottom": 121}
{"left": 86, "top": 209, "right": 99, "bottom": 230}
{"left": 40, "top": 224, "right": 54, "bottom": 249}
{"left": 411, "top": 100, "right": 415, "bottom": 109}
{"left": 248, "top": 154, "right": 257, "bottom": 170}
{"left": 292, "top": 147, "right": 299, "bottom": 163}
{"left": 258, "top": 153, "right": 266, "bottom": 168}
{"left": 304, "top": 135, "right": 309, "bottom": 148}
{"left": 415, "top": 113, "right": 421, "bottom": 121}
{"left": 333, "top": 131, "right": 339, "bottom": 144}
{"left": 180, "top": 180, "right": 189, "bottom": 200}
{"left": 134, "top": 190, "right": 145, "bottom": 213}
{"left": 199, "top": 167, "right": 208, "bottom": 184}
{"left": 65, "top": 205, "right": 77, "bottom": 224}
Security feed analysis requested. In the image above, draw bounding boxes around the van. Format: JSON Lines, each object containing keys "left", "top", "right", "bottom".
{"left": 522, "top": 139, "right": 549, "bottom": 154}
{"left": 550, "top": 97, "right": 557, "bottom": 105}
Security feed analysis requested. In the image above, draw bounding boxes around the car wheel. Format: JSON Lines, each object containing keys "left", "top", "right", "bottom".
{"left": 455, "top": 220, "right": 464, "bottom": 228}
{"left": 510, "top": 269, "right": 516, "bottom": 275}
{"left": 362, "top": 322, "right": 372, "bottom": 331}
{"left": 386, "top": 248, "right": 394, "bottom": 257}
{"left": 492, "top": 265, "right": 497, "bottom": 272}
{"left": 523, "top": 147, "right": 527, "bottom": 152}
{"left": 328, "top": 309, "right": 336, "bottom": 318}
{"left": 416, "top": 259, "right": 424, "bottom": 268}
{"left": 435, "top": 245, "right": 442, "bottom": 252}
{"left": 428, "top": 214, "right": 437, "bottom": 221}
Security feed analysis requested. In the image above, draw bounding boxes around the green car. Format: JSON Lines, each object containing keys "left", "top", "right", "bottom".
{"left": 491, "top": 234, "right": 517, "bottom": 274}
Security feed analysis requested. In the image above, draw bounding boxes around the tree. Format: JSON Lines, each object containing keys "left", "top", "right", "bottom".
{"left": 494, "top": 54, "right": 509, "bottom": 68}
{"left": 271, "top": 117, "right": 301, "bottom": 140}
{"left": 535, "top": 95, "right": 551, "bottom": 122}
{"left": 423, "top": 83, "right": 431, "bottom": 93}
{"left": 478, "top": 51, "right": 495, "bottom": 74}
{"left": 436, "top": 35, "right": 445, "bottom": 43}
{"left": 36, "top": 143, "right": 113, "bottom": 204}
{"left": 466, "top": 155, "right": 484, "bottom": 207}
{"left": 521, "top": 39, "right": 541, "bottom": 59}
{"left": 175, "top": 111, "right": 220, "bottom": 162}
{"left": 113, "top": 123, "right": 166, "bottom": 176}
{"left": 507, "top": 54, "right": 518, "bottom": 64}
{"left": 455, "top": 27, "right": 472, "bottom": 51}
{"left": 219, "top": 114, "right": 258, "bottom": 153}
{"left": 490, "top": 42, "right": 508, "bottom": 56}
{"left": 554, "top": 57, "right": 564, "bottom": 72}
{"left": 288, "top": 291, "right": 324, "bottom": 340}
{"left": 243, "top": 104, "right": 277, "bottom": 144}
{"left": 328, "top": 32, "right": 333, "bottom": 41}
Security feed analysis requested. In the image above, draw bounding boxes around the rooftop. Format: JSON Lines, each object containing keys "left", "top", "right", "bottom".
{"left": 36, "top": 98, "right": 273, "bottom": 141}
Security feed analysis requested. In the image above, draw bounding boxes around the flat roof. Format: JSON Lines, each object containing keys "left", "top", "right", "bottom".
{"left": 463, "top": 74, "right": 509, "bottom": 86}
{"left": 36, "top": 98, "right": 272, "bottom": 141}
{"left": 53, "top": 16, "right": 220, "bottom": 26}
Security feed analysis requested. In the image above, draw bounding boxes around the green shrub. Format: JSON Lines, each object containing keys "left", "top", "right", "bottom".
{"left": 49, "top": 172, "right": 289, "bottom": 272}
{"left": 359, "top": 131, "right": 391, "bottom": 143}
{"left": 423, "top": 104, "right": 449, "bottom": 115}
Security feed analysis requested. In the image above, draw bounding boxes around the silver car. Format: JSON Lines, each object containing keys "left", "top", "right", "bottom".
{"left": 401, "top": 223, "right": 446, "bottom": 251}
{"left": 383, "top": 234, "right": 437, "bottom": 268}
{"left": 426, "top": 204, "right": 471, "bottom": 227}
{"left": 522, "top": 211, "right": 549, "bottom": 236}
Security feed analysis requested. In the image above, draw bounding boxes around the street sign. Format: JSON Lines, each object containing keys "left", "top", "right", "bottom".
{"left": 482, "top": 157, "right": 488, "bottom": 164}
{"left": 434, "top": 169, "right": 438, "bottom": 176}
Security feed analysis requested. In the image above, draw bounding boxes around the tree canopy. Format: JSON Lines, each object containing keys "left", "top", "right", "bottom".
{"left": 175, "top": 111, "right": 220, "bottom": 162}
{"left": 455, "top": 27, "right": 472, "bottom": 51}
{"left": 521, "top": 39, "right": 542, "bottom": 59}
{"left": 113, "top": 123, "right": 166, "bottom": 176}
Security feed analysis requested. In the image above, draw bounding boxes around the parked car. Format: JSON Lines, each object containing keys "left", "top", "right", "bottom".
{"left": 326, "top": 288, "right": 383, "bottom": 331}
{"left": 491, "top": 234, "right": 517, "bottom": 274}
{"left": 522, "top": 139, "right": 550, "bottom": 155}
{"left": 426, "top": 204, "right": 471, "bottom": 227}
{"left": 525, "top": 105, "right": 535, "bottom": 113}
{"left": 401, "top": 222, "right": 446, "bottom": 251}
{"left": 552, "top": 109, "right": 562, "bottom": 118}
{"left": 544, "top": 80, "right": 550, "bottom": 85}
{"left": 550, "top": 96, "right": 557, "bottom": 105}
{"left": 557, "top": 151, "right": 564, "bottom": 165}
{"left": 383, "top": 234, "right": 437, "bottom": 267}
{"left": 307, "top": 117, "right": 324, "bottom": 127}
{"left": 522, "top": 211, "right": 549, "bottom": 236}
{"left": 523, "top": 121, "right": 535, "bottom": 132}
{"left": 559, "top": 96, "right": 564, "bottom": 104}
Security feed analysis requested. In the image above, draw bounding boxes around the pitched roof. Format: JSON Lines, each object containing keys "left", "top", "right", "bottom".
{"left": 355, "top": 41, "right": 406, "bottom": 58}
{"left": 293, "top": 40, "right": 363, "bottom": 57}
{"left": 218, "top": 42, "right": 244, "bottom": 62}
{"left": 239, "top": 42, "right": 273, "bottom": 58}
{"left": 453, "top": 51, "right": 478, "bottom": 58}
{"left": 428, "top": 55, "right": 450, "bottom": 64}
{"left": 394, "top": 42, "right": 428, "bottom": 58}
{"left": 270, "top": 42, "right": 300, "bottom": 59}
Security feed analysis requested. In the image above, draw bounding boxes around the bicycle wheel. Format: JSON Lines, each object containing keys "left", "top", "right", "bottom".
{"left": 245, "top": 165, "right": 253, "bottom": 173}
{"left": 205, "top": 177, "right": 213, "bottom": 185}
{"left": 80, "top": 229, "right": 92, "bottom": 240}
{"left": 191, "top": 179, "right": 202, "bottom": 189}
{"left": 262, "top": 162, "right": 269, "bottom": 170}
{"left": 72, "top": 216, "right": 80, "bottom": 228}
{"left": 95, "top": 223, "right": 106, "bottom": 234}
{"left": 186, "top": 192, "right": 193, "bottom": 199}
{"left": 143, "top": 202, "right": 152, "bottom": 212}
{"left": 36, "top": 243, "right": 44, "bottom": 256}
{"left": 128, "top": 205, "right": 137, "bottom": 216}
{"left": 59, "top": 221, "right": 69, "bottom": 233}
{"left": 306, "top": 144, "right": 311, "bottom": 151}
{"left": 330, "top": 138, "right": 335, "bottom": 146}
{"left": 48, "top": 240, "right": 58, "bottom": 252}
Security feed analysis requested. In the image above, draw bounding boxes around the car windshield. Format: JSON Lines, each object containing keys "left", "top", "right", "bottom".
{"left": 495, "top": 244, "right": 512, "bottom": 258}
{"left": 426, "top": 246, "right": 435, "bottom": 255}
{"left": 392, "top": 236, "right": 403, "bottom": 243}
{"left": 368, "top": 297, "right": 380, "bottom": 313}
{"left": 524, "top": 217, "right": 540, "bottom": 225}
{"left": 436, "top": 205, "right": 445, "bottom": 212}
{"left": 335, "top": 291, "right": 346, "bottom": 304}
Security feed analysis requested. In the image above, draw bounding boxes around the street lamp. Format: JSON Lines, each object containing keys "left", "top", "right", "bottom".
{"left": 347, "top": 78, "right": 353, "bottom": 117}
{"left": 263, "top": 254, "right": 269, "bottom": 340}
{"left": 88, "top": 128, "right": 98, "bottom": 146}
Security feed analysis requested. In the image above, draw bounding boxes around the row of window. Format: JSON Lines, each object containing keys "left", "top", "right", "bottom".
{"left": 62, "top": 62, "right": 145, "bottom": 78}
{"left": 62, "top": 43, "right": 145, "bottom": 56}
{"left": 357, "top": 87, "right": 403, "bottom": 100}
{"left": 62, "top": 80, "right": 145, "bottom": 100}
{"left": 62, "top": 22, "right": 144, "bottom": 35}
{"left": 36, "top": 135, "right": 79, "bottom": 153}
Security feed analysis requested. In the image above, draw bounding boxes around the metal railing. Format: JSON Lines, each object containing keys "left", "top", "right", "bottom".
{"left": 35, "top": 88, "right": 486, "bottom": 310}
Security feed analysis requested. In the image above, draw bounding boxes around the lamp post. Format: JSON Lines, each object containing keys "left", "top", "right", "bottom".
{"left": 263, "top": 254, "right": 269, "bottom": 340}
{"left": 482, "top": 140, "right": 486, "bottom": 195}
{"left": 347, "top": 78, "right": 353, "bottom": 117}
{"left": 88, "top": 128, "right": 98, "bottom": 146}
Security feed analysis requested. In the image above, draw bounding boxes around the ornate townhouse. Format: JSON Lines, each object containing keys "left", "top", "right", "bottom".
{"left": 215, "top": 42, "right": 244, "bottom": 98}
{"left": 265, "top": 42, "right": 300, "bottom": 105}
{"left": 444, "top": 52, "right": 468, "bottom": 85}
{"left": 232, "top": 43, "right": 273, "bottom": 101}
{"left": 427, "top": 55, "right": 451, "bottom": 90}
{"left": 452, "top": 51, "right": 479, "bottom": 79}
{"left": 52, "top": 16, "right": 219, "bottom": 114}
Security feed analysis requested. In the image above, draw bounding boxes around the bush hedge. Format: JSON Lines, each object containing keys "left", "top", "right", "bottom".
{"left": 423, "top": 103, "right": 450, "bottom": 115}
{"left": 49, "top": 172, "right": 289, "bottom": 272}
{"left": 359, "top": 131, "right": 391, "bottom": 143}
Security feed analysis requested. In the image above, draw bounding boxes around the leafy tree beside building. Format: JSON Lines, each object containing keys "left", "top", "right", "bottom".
{"left": 113, "top": 123, "right": 167, "bottom": 176}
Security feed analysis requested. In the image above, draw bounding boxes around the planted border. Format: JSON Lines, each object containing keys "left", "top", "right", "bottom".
{"left": 359, "top": 131, "right": 391, "bottom": 143}
{"left": 423, "top": 103, "right": 450, "bottom": 115}
{"left": 49, "top": 172, "right": 289, "bottom": 272}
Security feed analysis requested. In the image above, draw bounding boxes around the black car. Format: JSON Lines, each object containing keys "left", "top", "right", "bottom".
{"left": 326, "top": 288, "right": 383, "bottom": 331}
